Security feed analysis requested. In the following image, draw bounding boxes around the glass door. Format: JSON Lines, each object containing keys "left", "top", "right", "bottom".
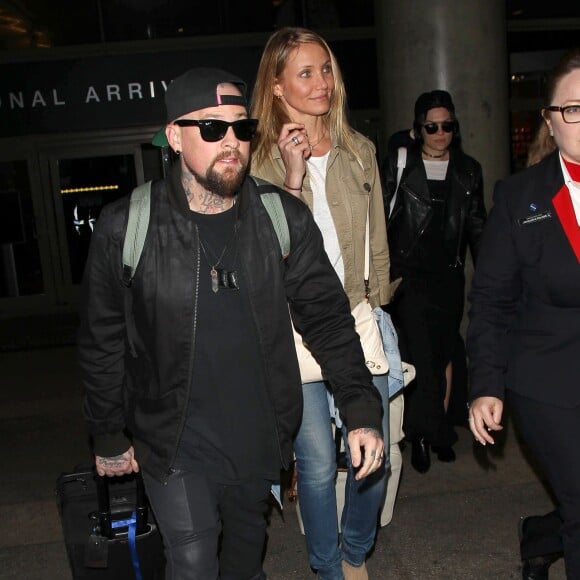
{"left": 0, "top": 158, "right": 45, "bottom": 299}
{"left": 46, "top": 145, "right": 141, "bottom": 301}
{"left": 0, "top": 131, "right": 165, "bottom": 315}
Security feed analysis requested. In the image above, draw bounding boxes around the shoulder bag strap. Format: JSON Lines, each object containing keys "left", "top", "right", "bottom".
{"left": 388, "top": 146, "right": 407, "bottom": 218}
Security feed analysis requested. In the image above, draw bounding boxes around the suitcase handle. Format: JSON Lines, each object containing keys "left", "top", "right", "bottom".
{"left": 95, "top": 471, "right": 149, "bottom": 539}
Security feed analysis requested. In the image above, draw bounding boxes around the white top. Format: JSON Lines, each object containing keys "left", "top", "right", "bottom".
{"left": 559, "top": 153, "right": 580, "bottom": 227}
{"left": 308, "top": 152, "right": 345, "bottom": 284}
{"left": 424, "top": 159, "right": 449, "bottom": 181}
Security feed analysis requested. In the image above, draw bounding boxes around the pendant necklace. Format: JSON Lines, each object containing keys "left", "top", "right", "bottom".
{"left": 309, "top": 129, "right": 328, "bottom": 151}
{"left": 198, "top": 228, "right": 238, "bottom": 293}
{"left": 422, "top": 149, "right": 447, "bottom": 159}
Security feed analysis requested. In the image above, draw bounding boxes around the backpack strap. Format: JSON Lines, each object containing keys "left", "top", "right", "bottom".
{"left": 121, "top": 181, "right": 152, "bottom": 357}
{"left": 388, "top": 146, "right": 407, "bottom": 218}
{"left": 250, "top": 176, "right": 291, "bottom": 258}
{"left": 121, "top": 177, "right": 289, "bottom": 355}
{"left": 122, "top": 182, "right": 152, "bottom": 287}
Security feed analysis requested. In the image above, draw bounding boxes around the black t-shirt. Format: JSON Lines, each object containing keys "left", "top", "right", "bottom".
{"left": 175, "top": 203, "right": 279, "bottom": 483}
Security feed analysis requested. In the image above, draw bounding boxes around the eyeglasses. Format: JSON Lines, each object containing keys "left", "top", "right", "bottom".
{"left": 544, "top": 105, "right": 580, "bottom": 124}
{"left": 422, "top": 121, "right": 456, "bottom": 135}
{"left": 173, "top": 118, "right": 259, "bottom": 142}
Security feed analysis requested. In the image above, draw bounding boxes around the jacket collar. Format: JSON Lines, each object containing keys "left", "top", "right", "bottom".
{"left": 543, "top": 149, "right": 566, "bottom": 199}
{"left": 167, "top": 162, "right": 190, "bottom": 216}
{"left": 405, "top": 144, "right": 474, "bottom": 200}
{"left": 268, "top": 140, "right": 342, "bottom": 199}
{"left": 269, "top": 140, "right": 341, "bottom": 160}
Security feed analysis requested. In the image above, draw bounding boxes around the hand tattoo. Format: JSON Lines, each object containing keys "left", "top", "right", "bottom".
{"left": 98, "top": 453, "right": 129, "bottom": 469}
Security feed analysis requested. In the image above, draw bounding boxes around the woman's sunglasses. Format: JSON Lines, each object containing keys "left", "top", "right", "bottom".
{"left": 173, "top": 118, "right": 258, "bottom": 142}
{"left": 422, "top": 121, "right": 455, "bottom": 135}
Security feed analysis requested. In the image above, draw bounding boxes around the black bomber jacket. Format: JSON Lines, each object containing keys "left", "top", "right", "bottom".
{"left": 381, "top": 145, "right": 487, "bottom": 278}
{"left": 78, "top": 165, "right": 382, "bottom": 482}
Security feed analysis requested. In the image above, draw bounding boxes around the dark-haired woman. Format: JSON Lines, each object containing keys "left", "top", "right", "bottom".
{"left": 468, "top": 47, "right": 580, "bottom": 580}
{"left": 380, "top": 90, "right": 487, "bottom": 473}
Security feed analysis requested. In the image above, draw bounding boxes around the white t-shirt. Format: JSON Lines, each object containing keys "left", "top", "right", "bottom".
{"left": 308, "top": 152, "right": 345, "bottom": 285}
{"left": 423, "top": 159, "right": 449, "bottom": 181}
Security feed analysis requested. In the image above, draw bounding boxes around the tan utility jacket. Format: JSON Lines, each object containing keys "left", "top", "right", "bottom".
{"left": 251, "top": 131, "right": 394, "bottom": 309}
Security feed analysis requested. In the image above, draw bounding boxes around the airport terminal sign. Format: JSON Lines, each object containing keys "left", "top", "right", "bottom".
{"left": 0, "top": 38, "right": 376, "bottom": 138}
{"left": 0, "top": 47, "right": 261, "bottom": 138}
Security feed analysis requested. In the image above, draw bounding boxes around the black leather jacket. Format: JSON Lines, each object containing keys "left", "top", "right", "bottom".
{"left": 79, "top": 165, "right": 382, "bottom": 482}
{"left": 381, "top": 145, "right": 486, "bottom": 278}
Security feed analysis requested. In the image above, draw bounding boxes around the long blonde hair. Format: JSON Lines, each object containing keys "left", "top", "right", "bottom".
{"left": 251, "top": 27, "right": 361, "bottom": 168}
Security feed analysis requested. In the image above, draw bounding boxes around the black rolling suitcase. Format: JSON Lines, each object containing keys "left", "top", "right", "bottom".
{"left": 56, "top": 467, "right": 165, "bottom": 579}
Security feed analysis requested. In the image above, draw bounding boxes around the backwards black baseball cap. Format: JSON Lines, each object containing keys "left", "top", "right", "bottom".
{"left": 152, "top": 67, "right": 248, "bottom": 147}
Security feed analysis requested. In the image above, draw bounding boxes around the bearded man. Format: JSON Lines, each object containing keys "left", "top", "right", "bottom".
{"left": 78, "top": 67, "right": 383, "bottom": 580}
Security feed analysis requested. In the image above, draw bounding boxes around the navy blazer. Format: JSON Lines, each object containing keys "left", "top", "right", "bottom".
{"left": 467, "top": 150, "right": 580, "bottom": 408}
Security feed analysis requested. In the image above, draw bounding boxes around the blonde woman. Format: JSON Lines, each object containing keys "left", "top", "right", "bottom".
{"left": 251, "top": 27, "right": 396, "bottom": 580}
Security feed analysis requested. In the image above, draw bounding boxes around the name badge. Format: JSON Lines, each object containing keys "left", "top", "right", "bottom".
{"left": 518, "top": 210, "right": 552, "bottom": 226}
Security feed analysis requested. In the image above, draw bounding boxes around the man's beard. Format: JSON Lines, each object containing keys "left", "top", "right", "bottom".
{"left": 185, "top": 151, "right": 248, "bottom": 198}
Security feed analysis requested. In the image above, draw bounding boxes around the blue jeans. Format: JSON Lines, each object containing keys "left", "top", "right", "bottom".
{"left": 294, "top": 374, "right": 389, "bottom": 580}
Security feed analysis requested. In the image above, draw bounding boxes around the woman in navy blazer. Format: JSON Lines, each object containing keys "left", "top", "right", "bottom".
{"left": 467, "top": 48, "right": 580, "bottom": 580}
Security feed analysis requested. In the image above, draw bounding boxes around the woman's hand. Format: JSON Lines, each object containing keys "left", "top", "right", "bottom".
{"left": 277, "top": 123, "right": 310, "bottom": 195}
{"left": 468, "top": 396, "right": 504, "bottom": 445}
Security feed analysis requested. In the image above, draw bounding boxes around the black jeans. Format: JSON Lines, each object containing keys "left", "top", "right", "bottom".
{"left": 142, "top": 468, "right": 271, "bottom": 580}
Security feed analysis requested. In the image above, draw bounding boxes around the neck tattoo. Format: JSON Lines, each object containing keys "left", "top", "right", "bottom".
{"left": 183, "top": 176, "right": 235, "bottom": 214}
{"left": 197, "top": 191, "right": 233, "bottom": 214}
{"left": 422, "top": 148, "right": 447, "bottom": 159}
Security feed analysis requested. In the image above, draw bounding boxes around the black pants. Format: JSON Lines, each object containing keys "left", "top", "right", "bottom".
{"left": 508, "top": 391, "right": 580, "bottom": 578}
{"left": 519, "top": 510, "right": 563, "bottom": 560}
{"left": 390, "top": 270, "right": 464, "bottom": 447}
{"left": 142, "top": 469, "right": 271, "bottom": 580}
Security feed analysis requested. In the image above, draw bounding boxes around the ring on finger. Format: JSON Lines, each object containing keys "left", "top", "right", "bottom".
{"left": 291, "top": 136, "right": 300, "bottom": 145}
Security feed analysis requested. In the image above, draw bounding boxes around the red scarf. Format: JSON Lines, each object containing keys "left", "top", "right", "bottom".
{"left": 552, "top": 184, "right": 580, "bottom": 262}
{"left": 563, "top": 157, "right": 580, "bottom": 182}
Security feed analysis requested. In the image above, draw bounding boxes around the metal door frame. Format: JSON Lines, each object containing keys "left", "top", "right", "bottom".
{"left": 0, "top": 126, "right": 157, "bottom": 317}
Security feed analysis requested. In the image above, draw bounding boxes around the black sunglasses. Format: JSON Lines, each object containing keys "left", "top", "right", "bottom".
{"left": 422, "top": 121, "right": 455, "bottom": 135}
{"left": 173, "top": 118, "right": 258, "bottom": 142}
